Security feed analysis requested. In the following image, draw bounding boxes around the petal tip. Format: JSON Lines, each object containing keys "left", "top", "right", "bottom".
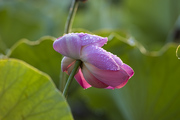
{"left": 121, "top": 64, "right": 134, "bottom": 78}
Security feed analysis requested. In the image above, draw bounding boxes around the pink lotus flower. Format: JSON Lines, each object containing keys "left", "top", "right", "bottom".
{"left": 53, "top": 33, "right": 134, "bottom": 89}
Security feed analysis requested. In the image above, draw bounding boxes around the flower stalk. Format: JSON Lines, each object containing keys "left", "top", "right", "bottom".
{"left": 60, "top": 0, "right": 79, "bottom": 92}
{"left": 64, "top": 0, "right": 79, "bottom": 34}
{"left": 63, "top": 60, "right": 82, "bottom": 97}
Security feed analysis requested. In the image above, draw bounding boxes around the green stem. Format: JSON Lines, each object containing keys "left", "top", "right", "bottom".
{"left": 59, "top": 0, "right": 79, "bottom": 91}
{"left": 63, "top": 60, "right": 82, "bottom": 97}
{"left": 64, "top": 0, "right": 79, "bottom": 34}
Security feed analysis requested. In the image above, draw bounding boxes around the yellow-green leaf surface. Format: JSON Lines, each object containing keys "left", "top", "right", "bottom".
{"left": 0, "top": 59, "right": 73, "bottom": 120}
{"left": 8, "top": 37, "right": 62, "bottom": 87}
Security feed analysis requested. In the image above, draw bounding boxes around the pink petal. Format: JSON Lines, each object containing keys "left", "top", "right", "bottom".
{"left": 106, "top": 77, "right": 129, "bottom": 89}
{"left": 53, "top": 34, "right": 81, "bottom": 59}
{"left": 53, "top": 33, "right": 108, "bottom": 59}
{"left": 106, "top": 79, "right": 128, "bottom": 89}
{"left": 60, "top": 33, "right": 108, "bottom": 47}
{"left": 105, "top": 86, "right": 114, "bottom": 89}
{"left": 121, "top": 64, "right": 134, "bottom": 78}
{"left": 61, "top": 57, "right": 76, "bottom": 73}
{"left": 114, "top": 78, "right": 129, "bottom": 89}
{"left": 84, "top": 62, "right": 131, "bottom": 88}
{"left": 111, "top": 54, "right": 123, "bottom": 66}
{"left": 74, "top": 69, "right": 91, "bottom": 89}
{"left": 78, "top": 33, "right": 108, "bottom": 47}
{"left": 82, "top": 64, "right": 108, "bottom": 88}
{"left": 81, "top": 45, "right": 120, "bottom": 71}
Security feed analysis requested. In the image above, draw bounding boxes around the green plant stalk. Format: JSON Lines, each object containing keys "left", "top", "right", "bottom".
{"left": 64, "top": 0, "right": 79, "bottom": 34}
{"left": 63, "top": 60, "right": 82, "bottom": 97}
{"left": 59, "top": 0, "right": 79, "bottom": 91}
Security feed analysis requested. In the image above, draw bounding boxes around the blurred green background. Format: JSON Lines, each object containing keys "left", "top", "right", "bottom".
{"left": 1, "top": 0, "right": 179, "bottom": 52}
{"left": 0, "top": 0, "right": 180, "bottom": 120}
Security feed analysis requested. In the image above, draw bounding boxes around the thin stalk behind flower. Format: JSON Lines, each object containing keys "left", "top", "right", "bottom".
{"left": 64, "top": 0, "right": 79, "bottom": 34}
{"left": 59, "top": 0, "right": 79, "bottom": 91}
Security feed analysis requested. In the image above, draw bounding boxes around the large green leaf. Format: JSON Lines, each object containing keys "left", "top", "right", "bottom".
{"left": 105, "top": 32, "right": 180, "bottom": 120}
{"left": 0, "top": 59, "right": 73, "bottom": 120}
{"left": 72, "top": 30, "right": 180, "bottom": 120}
{"left": 100, "top": 31, "right": 180, "bottom": 120}
{"left": 112, "top": 44, "right": 180, "bottom": 120}
{"left": 8, "top": 36, "right": 62, "bottom": 87}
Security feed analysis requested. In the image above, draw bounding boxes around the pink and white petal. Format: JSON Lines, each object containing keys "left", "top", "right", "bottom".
{"left": 105, "top": 86, "right": 114, "bottom": 89}
{"left": 111, "top": 54, "right": 123, "bottom": 66}
{"left": 82, "top": 64, "right": 108, "bottom": 88}
{"left": 81, "top": 45, "right": 119, "bottom": 71}
{"left": 74, "top": 69, "right": 91, "bottom": 89}
{"left": 114, "top": 78, "right": 129, "bottom": 89}
{"left": 84, "top": 62, "right": 130, "bottom": 88}
{"left": 79, "top": 33, "right": 108, "bottom": 47}
{"left": 53, "top": 34, "right": 81, "bottom": 59}
{"left": 121, "top": 64, "right": 134, "bottom": 78}
{"left": 61, "top": 57, "right": 76, "bottom": 72}
{"left": 106, "top": 78, "right": 129, "bottom": 89}
{"left": 111, "top": 54, "right": 134, "bottom": 78}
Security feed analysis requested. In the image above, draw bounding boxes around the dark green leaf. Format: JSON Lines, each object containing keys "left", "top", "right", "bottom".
{"left": 72, "top": 30, "right": 180, "bottom": 120}
{"left": 112, "top": 42, "right": 180, "bottom": 120}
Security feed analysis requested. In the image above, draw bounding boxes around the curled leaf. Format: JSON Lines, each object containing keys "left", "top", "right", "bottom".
{"left": 176, "top": 45, "right": 180, "bottom": 59}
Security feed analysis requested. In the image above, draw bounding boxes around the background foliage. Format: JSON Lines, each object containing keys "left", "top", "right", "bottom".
{"left": 0, "top": 0, "right": 180, "bottom": 120}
